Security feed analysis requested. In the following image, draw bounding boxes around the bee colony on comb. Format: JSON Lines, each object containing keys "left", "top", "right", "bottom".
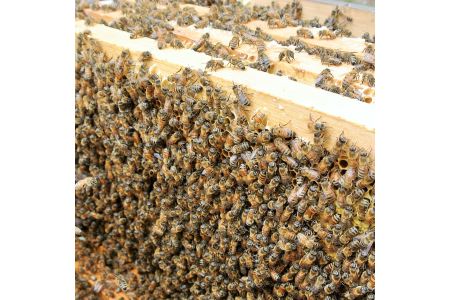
{"left": 75, "top": 0, "right": 375, "bottom": 299}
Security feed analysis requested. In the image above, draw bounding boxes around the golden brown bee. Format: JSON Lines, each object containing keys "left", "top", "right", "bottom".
{"left": 226, "top": 56, "right": 246, "bottom": 70}
{"left": 315, "top": 68, "right": 334, "bottom": 87}
{"left": 362, "top": 71, "right": 375, "bottom": 87}
{"left": 229, "top": 34, "right": 240, "bottom": 50}
{"left": 268, "top": 18, "right": 287, "bottom": 29}
{"left": 308, "top": 114, "right": 327, "bottom": 135}
{"left": 321, "top": 55, "right": 342, "bottom": 66}
{"left": 272, "top": 125, "right": 295, "bottom": 139}
{"left": 253, "top": 39, "right": 266, "bottom": 53}
{"left": 303, "top": 205, "right": 318, "bottom": 221}
{"left": 205, "top": 59, "right": 225, "bottom": 71}
{"left": 195, "top": 18, "right": 209, "bottom": 29}
{"left": 332, "top": 131, "right": 348, "bottom": 156}
{"left": 350, "top": 285, "right": 369, "bottom": 297}
{"left": 138, "top": 51, "right": 151, "bottom": 64}
{"left": 274, "top": 138, "right": 291, "bottom": 156}
{"left": 365, "top": 206, "right": 375, "bottom": 224}
{"left": 251, "top": 110, "right": 267, "bottom": 130}
{"left": 339, "top": 226, "right": 359, "bottom": 245}
{"left": 357, "top": 149, "right": 371, "bottom": 179}
{"left": 278, "top": 49, "right": 295, "bottom": 63}
{"left": 300, "top": 167, "right": 320, "bottom": 182}
{"left": 280, "top": 155, "right": 297, "bottom": 170}
{"left": 232, "top": 142, "right": 250, "bottom": 156}
{"left": 319, "top": 29, "right": 336, "bottom": 40}
{"left": 294, "top": 268, "right": 308, "bottom": 287}
{"left": 364, "top": 44, "right": 375, "bottom": 55}
{"left": 340, "top": 166, "right": 357, "bottom": 190}
{"left": 278, "top": 162, "right": 292, "bottom": 184}
{"left": 280, "top": 205, "right": 294, "bottom": 223}
{"left": 297, "top": 232, "right": 317, "bottom": 250}
{"left": 279, "top": 226, "right": 296, "bottom": 240}
{"left": 232, "top": 83, "right": 251, "bottom": 106}
{"left": 257, "top": 130, "right": 272, "bottom": 144}
{"left": 192, "top": 33, "right": 210, "bottom": 52}
{"left": 297, "top": 28, "right": 314, "bottom": 39}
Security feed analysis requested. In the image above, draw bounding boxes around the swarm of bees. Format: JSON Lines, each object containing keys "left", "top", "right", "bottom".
{"left": 75, "top": 0, "right": 375, "bottom": 101}
{"left": 76, "top": 30, "right": 375, "bottom": 299}
{"left": 315, "top": 67, "right": 374, "bottom": 102}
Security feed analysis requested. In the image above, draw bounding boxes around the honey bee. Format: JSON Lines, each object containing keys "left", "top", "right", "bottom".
{"left": 364, "top": 44, "right": 375, "bottom": 55}
{"left": 339, "top": 226, "right": 359, "bottom": 245}
{"left": 303, "top": 205, "right": 318, "bottom": 221}
{"left": 252, "top": 50, "right": 272, "bottom": 72}
{"left": 278, "top": 163, "right": 292, "bottom": 184}
{"left": 280, "top": 205, "right": 294, "bottom": 223}
{"left": 114, "top": 273, "right": 128, "bottom": 292}
{"left": 226, "top": 56, "right": 246, "bottom": 70}
{"left": 332, "top": 131, "right": 348, "bottom": 156}
{"left": 300, "top": 167, "right": 320, "bottom": 182}
{"left": 140, "top": 51, "right": 152, "bottom": 62}
{"left": 205, "top": 59, "right": 225, "bottom": 71}
{"left": 191, "top": 33, "right": 209, "bottom": 52}
{"left": 268, "top": 18, "right": 287, "bottom": 29}
{"left": 229, "top": 34, "right": 240, "bottom": 50}
{"left": 350, "top": 285, "right": 369, "bottom": 297}
{"left": 254, "top": 39, "right": 266, "bottom": 53}
{"left": 362, "top": 72, "right": 375, "bottom": 87}
{"left": 365, "top": 206, "right": 375, "bottom": 224}
{"left": 232, "top": 83, "right": 251, "bottom": 106}
{"left": 319, "top": 29, "right": 336, "bottom": 40}
{"left": 272, "top": 125, "right": 295, "bottom": 139}
{"left": 251, "top": 110, "right": 267, "bottom": 130}
{"left": 297, "top": 28, "right": 314, "bottom": 39}
{"left": 273, "top": 138, "right": 290, "bottom": 155}
{"left": 340, "top": 166, "right": 357, "bottom": 190}
{"left": 278, "top": 49, "right": 295, "bottom": 63}
{"left": 321, "top": 55, "right": 342, "bottom": 66}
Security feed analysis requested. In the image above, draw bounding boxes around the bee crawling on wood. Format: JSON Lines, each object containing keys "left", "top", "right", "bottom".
{"left": 232, "top": 83, "right": 251, "bottom": 106}
{"left": 195, "top": 17, "right": 209, "bottom": 29}
{"left": 278, "top": 49, "right": 295, "bottom": 63}
{"left": 225, "top": 55, "right": 246, "bottom": 70}
{"left": 268, "top": 18, "right": 287, "bottom": 29}
{"left": 320, "top": 54, "right": 342, "bottom": 66}
{"left": 315, "top": 68, "right": 334, "bottom": 87}
{"left": 297, "top": 28, "right": 314, "bottom": 39}
{"left": 192, "top": 33, "right": 210, "bottom": 52}
{"left": 249, "top": 50, "right": 272, "bottom": 72}
{"left": 229, "top": 33, "right": 240, "bottom": 50}
{"left": 140, "top": 51, "right": 152, "bottom": 62}
{"left": 206, "top": 59, "right": 225, "bottom": 71}
{"left": 167, "top": 33, "right": 184, "bottom": 49}
{"left": 319, "top": 29, "right": 336, "bottom": 40}
{"left": 362, "top": 32, "right": 375, "bottom": 43}
{"left": 362, "top": 71, "right": 375, "bottom": 87}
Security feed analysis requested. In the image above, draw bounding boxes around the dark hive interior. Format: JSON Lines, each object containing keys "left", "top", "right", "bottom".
{"left": 75, "top": 1, "right": 375, "bottom": 299}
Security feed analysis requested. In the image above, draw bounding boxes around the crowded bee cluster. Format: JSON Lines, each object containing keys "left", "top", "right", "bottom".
{"left": 75, "top": 18, "right": 375, "bottom": 299}
{"left": 75, "top": 0, "right": 375, "bottom": 102}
